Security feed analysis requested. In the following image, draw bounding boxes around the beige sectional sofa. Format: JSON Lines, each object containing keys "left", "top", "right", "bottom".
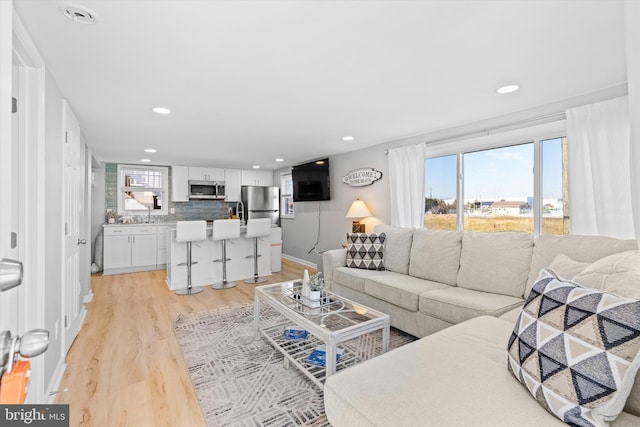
{"left": 322, "top": 226, "right": 640, "bottom": 426}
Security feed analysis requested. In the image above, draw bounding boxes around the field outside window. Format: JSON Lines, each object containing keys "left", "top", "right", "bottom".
{"left": 424, "top": 137, "right": 568, "bottom": 235}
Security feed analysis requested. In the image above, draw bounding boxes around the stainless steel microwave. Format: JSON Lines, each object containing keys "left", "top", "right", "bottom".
{"left": 188, "top": 180, "right": 225, "bottom": 200}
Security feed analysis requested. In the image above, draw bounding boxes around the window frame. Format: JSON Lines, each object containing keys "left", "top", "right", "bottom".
{"left": 280, "top": 171, "right": 294, "bottom": 219}
{"left": 424, "top": 120, "right": 566, "bottom": 236}
{"left": 117, "top": 164, "right": 169, "bottom": 216}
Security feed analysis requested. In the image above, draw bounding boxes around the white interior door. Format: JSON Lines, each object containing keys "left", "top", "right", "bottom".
{"left": 0, "top": 62, "right": 21, "bottom": 334}
{"left": 62, "top": 101, "right": 85, "bottom": 353}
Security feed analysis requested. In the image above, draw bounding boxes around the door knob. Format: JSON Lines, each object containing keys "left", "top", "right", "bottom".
{"left": 0, "top": 258, "right": 23, "bottom": 292}
{"left": 77, "top": 238, "right": 87, "bottom": 245}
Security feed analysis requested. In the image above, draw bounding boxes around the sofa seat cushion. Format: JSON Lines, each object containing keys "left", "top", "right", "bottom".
{"left": 408, "top": 229, "right": 463, "bottom": 286}
{"left": 419, "top": 287, "right": 524, "bottom": 324}
{"left": 363, "top": 274, "right": 450, "bottom": 312}
{"left": 457, "top": 231, "right": 534, "bottom": 298}
{"left": 325, "top": 316, "right": 571, "bottom": 427}
{"left": 332, "top": 267, "right": 392, "bottom": 293}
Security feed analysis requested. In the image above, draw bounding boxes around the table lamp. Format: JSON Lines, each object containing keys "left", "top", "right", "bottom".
{"left": 346, "top": 198, "right": 372, "bottom": 233}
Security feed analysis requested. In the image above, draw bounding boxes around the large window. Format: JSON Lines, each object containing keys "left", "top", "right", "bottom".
{"left": 424, "top": 126, "right": 569, "bottom": 236}
{"left": 463, "top": 143, "right": 533, "bottom": 233}
{"left": 117, "top": 164, "right": 168, "bottom": 216}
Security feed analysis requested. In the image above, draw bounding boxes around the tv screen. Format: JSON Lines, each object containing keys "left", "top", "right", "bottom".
{"left": 292, "top": 158, "right": 331, "bottom": 202}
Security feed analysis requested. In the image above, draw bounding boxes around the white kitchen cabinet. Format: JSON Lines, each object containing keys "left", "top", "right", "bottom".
{"left": 103, "top": 225, "right": 159, "bottom": 275}
{"left": 241, "top": 170, "right": 273, "bottom": 186}
{"left": 225, "top": 169, "right": 242, "bottom": 202}
{"left": 189, "top": 167, "right": 224, "bottom": 181}
{"left": 103, "top": 234, "right": 132, "bottom": 270}
{"left": 171, "top": 166, "right": 189, "bottom": 202}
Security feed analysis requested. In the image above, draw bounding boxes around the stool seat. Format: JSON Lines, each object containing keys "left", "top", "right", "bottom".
{"left": 212, "top": 219, "right": 241, "bottom": 241}
{"left": 176, "top": 220, "right": 207, "bottom": 242}
{"left": 244, "top": 218, "right": 272, "bottom": 284}
{"left": 212, "top": 219, "right": 241, "bottom": 289}
{"left": 175, "top": 220, "right": 207, "bottom": 296}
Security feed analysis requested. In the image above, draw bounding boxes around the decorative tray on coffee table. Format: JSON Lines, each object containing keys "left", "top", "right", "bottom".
{"left": 283, "top": 281, "right": 343, "bottom": 310}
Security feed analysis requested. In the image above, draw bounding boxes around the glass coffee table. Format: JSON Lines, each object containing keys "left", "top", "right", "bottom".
{"left": 254, "top": 281, "right": 390, "bottom": 389}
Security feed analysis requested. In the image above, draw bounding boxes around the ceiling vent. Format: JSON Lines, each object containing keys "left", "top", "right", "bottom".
{"left": 60, "top": 4, "right": 98, "bottom": 24}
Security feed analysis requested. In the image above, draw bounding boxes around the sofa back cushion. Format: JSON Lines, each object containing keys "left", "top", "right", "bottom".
{"left": 374, "top": 225, "right": 415, "bottom": 274}
{"left": 525, "top": 234, "right": 638, "bottom": 298}
{"left": 457, "top": 231, "right": 533, "bottom": 298}
{"left": 409, "top": 229, "right": 463, "bottom": 286}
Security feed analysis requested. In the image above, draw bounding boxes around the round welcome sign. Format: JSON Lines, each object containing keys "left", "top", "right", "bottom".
{"left": 342, "top": 168, "right": 383, "bottom": 187}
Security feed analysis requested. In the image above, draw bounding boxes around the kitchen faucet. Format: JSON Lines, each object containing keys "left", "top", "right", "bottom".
{"left": 236, "top": 201, "right": 245, "bottom": 225}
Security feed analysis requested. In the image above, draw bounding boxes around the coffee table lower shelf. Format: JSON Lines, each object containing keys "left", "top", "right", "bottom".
{"left": 260, "top": 321, "right": 361, "bottom": 389}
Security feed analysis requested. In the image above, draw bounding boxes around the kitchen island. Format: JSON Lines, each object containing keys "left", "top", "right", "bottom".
{"left": 165, "top": 224, "right": 276, "bottom": 290}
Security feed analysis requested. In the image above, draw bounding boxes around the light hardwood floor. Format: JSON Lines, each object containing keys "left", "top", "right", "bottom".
{"left": 55, "top": 259, "right": 315, "bottom": 427}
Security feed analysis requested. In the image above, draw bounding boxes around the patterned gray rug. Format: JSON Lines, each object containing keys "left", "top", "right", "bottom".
{"left": 174, "top": 303, "right": 415, "bottom": 427}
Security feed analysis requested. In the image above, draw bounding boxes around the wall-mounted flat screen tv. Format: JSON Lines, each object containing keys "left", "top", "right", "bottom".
{"left": 292, "top": 158, "right": 331, "bottom": 202}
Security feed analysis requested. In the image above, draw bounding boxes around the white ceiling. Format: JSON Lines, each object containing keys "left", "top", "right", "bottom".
{"left": 14, "top": 0, "right": 627, "bottom": 170}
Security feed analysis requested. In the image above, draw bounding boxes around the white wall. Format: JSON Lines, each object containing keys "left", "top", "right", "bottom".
{"left": 626, "top": 0, "right": 640, "bottom": 240}
{"left": 277, "top": 147, "right": 389, "bottom": 266}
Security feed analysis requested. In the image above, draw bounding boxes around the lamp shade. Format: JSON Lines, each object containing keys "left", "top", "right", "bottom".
{"left": 346, "top": 199, "right": 372, "bottom": 219}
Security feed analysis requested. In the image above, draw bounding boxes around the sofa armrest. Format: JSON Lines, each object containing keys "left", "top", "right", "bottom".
{"left": 322, "top": 248, "right": 347, "bottom": 290}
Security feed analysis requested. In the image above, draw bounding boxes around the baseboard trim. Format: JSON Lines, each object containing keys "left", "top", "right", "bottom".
{"left": 46, "top": 359, "right": 67, "bottom": 404}
{"left": 83, "top": 289, "right": 94, "bottom": 303}
{"left": 282, "top": 254, "right": 317, "bottom": 269}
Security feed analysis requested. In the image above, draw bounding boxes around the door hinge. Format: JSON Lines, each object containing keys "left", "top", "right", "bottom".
{"left": 64, "top": 315, "right": 68, "bottom": 328}
{"left": 65, "top": 223, "right": 69, "bottom": 235}
{"left": 12, "top": 97, "right": 17, "bottom": 114}
{"left": 10, "top": 232, "right": 17, "bottom": 249}
{"left": 64, "top": 131, "right": 69, "bottom": 143}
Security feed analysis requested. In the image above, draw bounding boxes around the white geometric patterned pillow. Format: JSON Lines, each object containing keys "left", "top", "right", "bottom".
{"left": 507, "top": 269, "right": 640, "bottom": 426}
{"left": 346, "top": 233, "right": 385, "bottom": 271}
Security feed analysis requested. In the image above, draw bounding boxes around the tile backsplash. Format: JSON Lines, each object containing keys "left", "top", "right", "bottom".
{"left": 104, "top": 163, "right": 235, "bottom": 223}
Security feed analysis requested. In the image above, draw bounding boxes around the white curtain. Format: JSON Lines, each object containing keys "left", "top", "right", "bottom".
{"left": 567, "top": 96, "right": 636, "bottom": 239}
{"left": 388, "top": 143, "right": 425, "bottom": 228}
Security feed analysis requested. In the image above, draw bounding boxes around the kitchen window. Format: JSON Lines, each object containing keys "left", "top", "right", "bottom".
{"left": 117, "top": 165, "right": 169, "bottom": 216}
{"left": 423, "top": 121, "right": 569, "bottom": 236}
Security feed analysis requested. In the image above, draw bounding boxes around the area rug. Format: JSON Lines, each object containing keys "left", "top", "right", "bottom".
{"left": 174, "top": 303, "right": 415, "bottom": 427}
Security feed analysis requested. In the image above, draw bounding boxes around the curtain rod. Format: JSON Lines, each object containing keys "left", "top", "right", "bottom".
{"left": 384, "top": 111, "right": 566, "bottom": 154}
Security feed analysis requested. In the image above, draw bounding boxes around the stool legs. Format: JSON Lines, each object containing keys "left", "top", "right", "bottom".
{"left": 176, "top": 242, "right": 203, "bottom": 295}
{"left": 244, "top": 237, "right": 267, "bottom": 284}
{"left": 212, "top": 239, "right": 237, "bottom": 289}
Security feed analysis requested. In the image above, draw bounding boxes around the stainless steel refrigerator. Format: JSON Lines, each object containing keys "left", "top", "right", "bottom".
{"left": 241, "top": 186, "right": 280, "bottom": 225}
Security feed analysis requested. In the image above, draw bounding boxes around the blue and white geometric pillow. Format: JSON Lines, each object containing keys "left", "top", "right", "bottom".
{"left": 507, "top": 269, "right": 640, "bottom": 426}
{"left": 346, "top": 233, "right": 385, "bottom": 271}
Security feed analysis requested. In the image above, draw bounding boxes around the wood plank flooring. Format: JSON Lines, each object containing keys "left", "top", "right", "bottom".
{"left": 55, "top": 259, "right": 315, "bottom": 427}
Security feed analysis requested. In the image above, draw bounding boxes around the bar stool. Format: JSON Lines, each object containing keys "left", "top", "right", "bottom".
{"left": 212, "top": 219, "right": 240, "bottom": 290}
{"left": 175, "top": 220, "right": 206, "bottom": 295}
{"left": 244, "top": 218, "right": 272, "bottom": 284}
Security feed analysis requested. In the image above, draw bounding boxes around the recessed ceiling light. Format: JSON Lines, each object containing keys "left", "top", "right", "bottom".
{"left": 342, "top": 136, "right": 355, "bottom": 141}
{"left": 252, "top": 165, "right": 260, "bottom": 169}
{"left": 140, "top": 159, "right": 151, "bottom": 163}
{"left": 60, "top": 4, "right": 98, "bottom": 24}
{"left": 496, "top": 85, "right": 519, "bottom": 94}
{"left": 152, "top": 107, "right": 171, "bottom": 115}
{"left": 315, "top": 161, "right": 325, "bottom": 165}
{"left": 275, "top": 158, "right": 284, "bottom": 162}
{"left": 144, "top": 148, "right": 157, "bottom": 153}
